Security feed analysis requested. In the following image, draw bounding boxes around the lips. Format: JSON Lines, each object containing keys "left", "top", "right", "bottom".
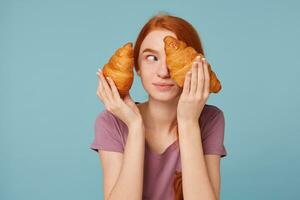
{"left": 153, "top": 83, "right": 174, "bottom": 86}
{"left": 153, "top": 83, "right": 174, "bottom": 91}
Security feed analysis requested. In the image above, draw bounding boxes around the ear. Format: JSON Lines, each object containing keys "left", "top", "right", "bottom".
{"left": 136, "top": 69, "right": 141, "bottom": 76}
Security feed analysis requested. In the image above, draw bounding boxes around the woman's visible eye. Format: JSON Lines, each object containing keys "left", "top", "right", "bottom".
{"left": 146, "top": 55, "right": 158, "bottom": 61}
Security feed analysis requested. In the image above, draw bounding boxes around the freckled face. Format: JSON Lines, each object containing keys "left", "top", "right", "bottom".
{"left": 137, "top": 29, "right": 182, "bottom": 101}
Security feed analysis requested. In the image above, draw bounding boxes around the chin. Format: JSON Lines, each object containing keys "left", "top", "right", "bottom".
{"left": 147, "top": 86, "right": 182, "bottom": 102}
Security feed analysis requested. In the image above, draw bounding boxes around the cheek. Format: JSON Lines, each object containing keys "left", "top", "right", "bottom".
{"left": 140, "top": 61, "right": 159, "bottom": 74}
{"left": 140, "top": 70, "right": 154, "bottom": 83}
{"left": 139, "top": 68, "right": 157, "bottom": 89}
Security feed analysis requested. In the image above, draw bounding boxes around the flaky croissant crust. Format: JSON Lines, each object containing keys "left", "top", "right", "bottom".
{"left": 164, "top": 36, "right": 222, "bottom": 93}
{"left": 102, "top": 42, "right": 134, "bottom": 98}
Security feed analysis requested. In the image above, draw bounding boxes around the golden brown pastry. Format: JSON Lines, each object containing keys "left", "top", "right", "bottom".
{"left": 163, "top": 36, "right": 222, "bottom": 93}
{"left": 102, "top": 42, "right": 134, "bottom": 98}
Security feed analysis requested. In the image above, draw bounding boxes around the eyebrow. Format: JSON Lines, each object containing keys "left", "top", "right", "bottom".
{"left": 142, "top": 48, "right": 159, "bottom": 54}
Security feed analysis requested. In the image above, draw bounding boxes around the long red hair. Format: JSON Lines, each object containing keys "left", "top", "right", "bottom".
{"left": 134, "top": 12, "right": 206, "bottom": 72}
{"left": 133, "top": 12, "right": 206, "bottom": 200}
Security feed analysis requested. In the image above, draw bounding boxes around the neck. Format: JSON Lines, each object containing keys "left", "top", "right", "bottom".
{"left": 141, "top": 96, "right": 179, "bottom": 137}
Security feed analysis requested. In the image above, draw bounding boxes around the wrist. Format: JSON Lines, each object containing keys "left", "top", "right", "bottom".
{"left": 128, "top": 119, "right": 145, "bottom": 131}
{"left": 178, "top": 120, "right": 200, "bottom": 140}
{"left": 177, "top": 118, "right": 198, "bottom": 127}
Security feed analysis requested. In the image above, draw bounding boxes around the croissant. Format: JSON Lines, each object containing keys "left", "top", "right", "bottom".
{"left": 102, "top": 42, "right": 134, "bottom": 98}
{"left": 163, "top": 36, "right": 222, "bottom": 93}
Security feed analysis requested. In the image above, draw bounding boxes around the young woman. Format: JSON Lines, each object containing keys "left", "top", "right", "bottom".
{"left": 91, "top": 13, "right": 227, "bottom": 200}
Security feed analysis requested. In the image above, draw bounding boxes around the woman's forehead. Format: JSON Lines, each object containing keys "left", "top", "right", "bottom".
{"left": 140, "top": 30, "right": 177, "bottom": 52}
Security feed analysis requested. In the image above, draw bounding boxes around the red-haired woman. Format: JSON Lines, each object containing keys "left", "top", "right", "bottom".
{"left": 91, "top": 13, "right": 227, "bottom": 200}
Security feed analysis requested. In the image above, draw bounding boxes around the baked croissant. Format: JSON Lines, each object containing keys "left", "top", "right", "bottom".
{"left": 163, "top": 36, "right": 222, "bottom": 93}
{"left": 102, "top": 42, "right": 134, "bottom": 98}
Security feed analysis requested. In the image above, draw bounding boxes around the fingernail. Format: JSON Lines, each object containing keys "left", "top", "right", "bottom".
{"left": 195, "top": 55, "right": 201, "bottom": 60}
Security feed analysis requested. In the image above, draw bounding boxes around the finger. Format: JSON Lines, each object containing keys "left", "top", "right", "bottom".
{"left": 106, "top": 76, "right": 121, "bottom": 100}
{"left": 98, "top": 68, "right": 114, "bottom": 102}
{"left": 97, "top": 73, "right": 109, "bottom": 105}
{"left": 96, "top": 73, "right": 102, "bottom": 98}
{"left": 96, "top": 71, "right": 103, "bottom": 98}
{"left": 190, "top": 61, "right": 198, "bottom": 95}
{"left": 96, "top": 72, "right": 102, "bottom": 98}
{"left": 202, "top": 58, "right": 210, "bottom": 98}
{"left": 196, "top": 58, "right": 205, "bottom": 97}
{"left": 182, "top": 70, "right": 192, "bottom": 95}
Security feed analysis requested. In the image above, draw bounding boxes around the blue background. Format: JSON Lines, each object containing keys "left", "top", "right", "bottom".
{"left": 1, "top": 0, "right": 299, "bottom": 199}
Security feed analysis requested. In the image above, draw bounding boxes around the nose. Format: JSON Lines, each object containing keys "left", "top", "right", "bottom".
{"left": 156, "top": 60, "right": 171, "bottom": 79}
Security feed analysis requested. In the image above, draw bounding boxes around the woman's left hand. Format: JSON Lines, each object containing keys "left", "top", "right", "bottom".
{"left": 177, "top": 56, "right": 210, "bottom": 122}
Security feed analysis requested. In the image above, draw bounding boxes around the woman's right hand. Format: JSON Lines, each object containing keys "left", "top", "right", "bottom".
{"left": 96, "top": 68, "right": 143, "bottom": 128}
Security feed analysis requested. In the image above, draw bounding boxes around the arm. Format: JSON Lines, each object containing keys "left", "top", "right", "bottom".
{"left": 178, "top": 120, "right": 218, "bottom": 200}
{"left": 204, "top": 155, "right": 221, "bottom": 200}
{"left": 101, "top": 121, "right": 145, "bottom": 200}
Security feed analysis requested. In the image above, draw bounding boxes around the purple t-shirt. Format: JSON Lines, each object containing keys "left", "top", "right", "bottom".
{"left": 90, "top": 103, "right": 228, "bottom": 200}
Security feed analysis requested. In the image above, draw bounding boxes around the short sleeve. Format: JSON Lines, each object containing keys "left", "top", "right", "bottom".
{"left": 90, "top": 111, "right": 124, "bottom": 153}
{"left": 202, "top": 110, "right": 228, "bottom": 158}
